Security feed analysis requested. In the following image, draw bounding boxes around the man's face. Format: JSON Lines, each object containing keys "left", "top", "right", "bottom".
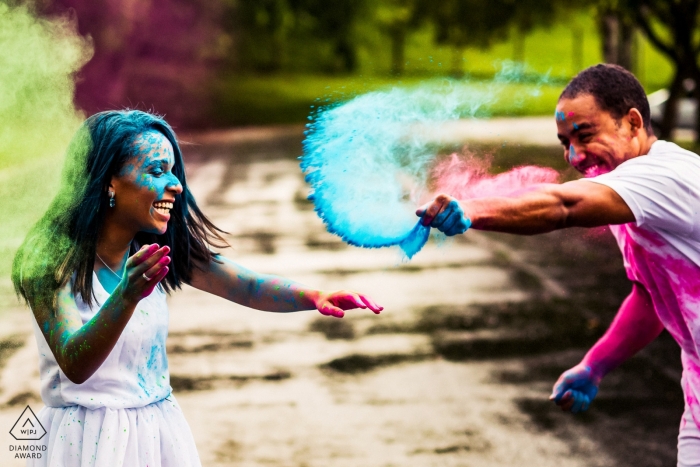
{"left": 556, "top": 94, "right": 640, "bottom": 177}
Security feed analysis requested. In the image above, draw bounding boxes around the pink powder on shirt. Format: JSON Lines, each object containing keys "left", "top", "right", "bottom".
{"left": 611, "top": 223, "right": 700, "bottom": 426}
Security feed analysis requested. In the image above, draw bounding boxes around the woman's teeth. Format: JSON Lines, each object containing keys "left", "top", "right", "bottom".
{"left": 154, "top": 201, "right": 173, "bottom": 215}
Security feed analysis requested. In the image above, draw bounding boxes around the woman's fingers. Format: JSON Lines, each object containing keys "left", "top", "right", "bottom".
{"left": 132, "top": 246, "right": 170, "bottom": 276}
{"left": 143, "top": 255, "right": 171, "bottom": 281}
{"left": 317, "top": 291, "right": 382, "bottom": 317}
{"left": 127, "top": 244, "right": 160, "bottom": 268}
{"left": 348, "top": 293, "right": 367, "bottom": 309}
{"left": 142, "top": 266, "right": 169, "bottom": 296}
{"left": 319, "top": 302, "right": 345, "bottom": 318}
{"left": 360, "top": 295, "right": 383, "bottom": 313}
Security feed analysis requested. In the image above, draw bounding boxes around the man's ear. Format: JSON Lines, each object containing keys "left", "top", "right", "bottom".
{"left": 628, "top": 108, "right": 644, "bottom": 135}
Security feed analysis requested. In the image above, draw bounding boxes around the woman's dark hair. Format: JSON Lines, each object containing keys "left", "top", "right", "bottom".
{"left": 12, "top": 110, "right": 227, "bottom": 310}
{"left": 560, "top": 64, "right": 653, "bottom": 133}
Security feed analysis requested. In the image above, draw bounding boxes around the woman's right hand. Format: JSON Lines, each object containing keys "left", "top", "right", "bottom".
{"left": 118, "top": 244, "right": 171, "bottom": 303}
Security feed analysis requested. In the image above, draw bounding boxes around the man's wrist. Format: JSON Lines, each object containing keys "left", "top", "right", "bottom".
{"left": 580, "top": 359, "right": 606, "bottom": 384}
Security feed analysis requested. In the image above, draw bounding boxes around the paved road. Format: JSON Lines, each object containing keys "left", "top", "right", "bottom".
{"left": 0, "top": 123, "right": 682, "bottom": 466}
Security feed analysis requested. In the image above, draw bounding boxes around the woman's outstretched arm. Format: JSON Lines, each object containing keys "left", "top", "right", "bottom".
{"left": 189, "top": 255, "right": 382, "bottom": 318}
{"left": 32, "top": 244, "right": 170, "bottom": 384}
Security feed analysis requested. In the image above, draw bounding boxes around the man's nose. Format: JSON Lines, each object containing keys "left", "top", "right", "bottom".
{"left": 568, "top": 144, "right": 585, "bottom": 164}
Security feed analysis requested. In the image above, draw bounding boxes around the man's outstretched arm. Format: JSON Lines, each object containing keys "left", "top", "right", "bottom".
{"left": 551, "top": 282, "right": 664, "bottom": 413}
{"left": 418, "top": 180, "right": 635, "bottom": 235}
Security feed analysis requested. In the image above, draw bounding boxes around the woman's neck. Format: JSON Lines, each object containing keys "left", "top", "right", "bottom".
{"left": 96, "top": 223, "right": 135, "bottom": 271}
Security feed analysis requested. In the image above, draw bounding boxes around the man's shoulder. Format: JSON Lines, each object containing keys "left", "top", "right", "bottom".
{"left": 648, "top": 140, "right": 700, "bottom": 160}
{"left": 617, "top": 140, "right": 700, "bottom": 174}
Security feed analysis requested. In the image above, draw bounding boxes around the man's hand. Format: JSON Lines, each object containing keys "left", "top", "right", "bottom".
{"left": 416, "top": 194, "right": 471, "bottom": 236}
{"left": 550, "top": 364, "right": 601, "bottom": 413}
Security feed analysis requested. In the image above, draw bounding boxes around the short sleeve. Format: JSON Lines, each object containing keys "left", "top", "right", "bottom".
{"left": 588, "top": 154, "right": 700, "bottom": 235}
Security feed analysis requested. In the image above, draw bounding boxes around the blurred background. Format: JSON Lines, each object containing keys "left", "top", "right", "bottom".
{"left": 17, "top": 0, "right": 697, "bottom": 130}
{"left": 1, "top": 1, "right": 698, "bottom": 466}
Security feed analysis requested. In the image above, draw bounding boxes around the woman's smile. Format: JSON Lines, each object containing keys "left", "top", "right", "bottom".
{"left": 153, "top": 200, "right": 174, "bottom": 218}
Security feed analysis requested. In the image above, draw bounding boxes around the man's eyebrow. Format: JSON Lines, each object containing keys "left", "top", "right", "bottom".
{"left": 571, "top": 122, "right": 594, "bottom": 133}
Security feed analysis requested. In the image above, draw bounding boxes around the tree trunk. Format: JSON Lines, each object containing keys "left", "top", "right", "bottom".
{"left": 571, "top": 26, "right": 583, "bottom": 74}
{"left": 660, "top": 69, "right": 686, "bottom": 139}
{"left": 451, "top": 46, "right": 464, "bottom": 77}
{"left": 270, "top": 32, "right": 284, "bottom": 72}
{"left": 601, "top": 12, "right": 619, "bottom": 64}
{"left": 692, "top": 68, "right": 700, "bottom": 144}
{"left": 617, "top": 20, "right": 634, "bottom": 71}
{"left": 390, "top": 27, "right": 405, "bottom": 76}
{"left": 335, "top": 39, "right": 356, "bottom": 73}
{"left": 513, "top": 28, "right": 525, "bottom": 63}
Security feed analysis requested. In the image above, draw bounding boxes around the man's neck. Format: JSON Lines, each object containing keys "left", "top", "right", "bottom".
{"left": 639, "top": 133, "right": 658, "bottom": 156}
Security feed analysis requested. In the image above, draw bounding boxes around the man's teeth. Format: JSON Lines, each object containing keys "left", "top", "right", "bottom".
{"left": 153, "top": 201, "right": 173, "bottom": 214}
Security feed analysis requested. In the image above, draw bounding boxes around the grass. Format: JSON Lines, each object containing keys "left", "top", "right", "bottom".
{"left": 211, "top": 74, "right": 565, "bottom": 126}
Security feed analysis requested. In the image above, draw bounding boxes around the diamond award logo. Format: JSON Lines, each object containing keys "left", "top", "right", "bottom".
{"left": 10, "top": 406, "right": 46, "bottom": 441}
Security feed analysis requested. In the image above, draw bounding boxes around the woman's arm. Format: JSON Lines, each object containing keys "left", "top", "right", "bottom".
{"left": 189, "top": 255, "right": 382, "bottom": 317}
{"left": 550, "top": 282, "right": 664, "bottom": 412}
{"left": 418, "top": 180, "right": 635, "bottom": 235}
{"left": 33, "top": 244, "right": 170, "bottom": 384}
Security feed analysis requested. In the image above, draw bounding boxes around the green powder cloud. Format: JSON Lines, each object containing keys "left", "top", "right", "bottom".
{"left": 0, "top": 3, "right": 92, "bottom": 307}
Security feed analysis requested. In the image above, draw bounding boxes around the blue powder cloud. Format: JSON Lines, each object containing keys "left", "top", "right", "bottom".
{"left": 301, "top": 64, "right": 551, "bottom": 259}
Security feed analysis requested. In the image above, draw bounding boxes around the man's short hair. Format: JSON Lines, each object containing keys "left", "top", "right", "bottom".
{"left": 560, "top": 64, "right": 652, "bottom": 133}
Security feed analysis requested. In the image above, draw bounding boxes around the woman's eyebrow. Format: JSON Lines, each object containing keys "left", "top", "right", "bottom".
{"left": 144, "top": 157, "right": 172, "bottom": 168}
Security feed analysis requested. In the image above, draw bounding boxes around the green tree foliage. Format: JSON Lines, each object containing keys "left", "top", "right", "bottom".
{"left": 231, "top": 0, "right": 368, "bottom": 73}
{"left": 233, "top": 0, "right": 294, "bottom": 72}
{"left": 414, "top": 0, "right": 560, "bottom": 75}
{"left": 288, "top": 0, "right": 368, "bottom": 73}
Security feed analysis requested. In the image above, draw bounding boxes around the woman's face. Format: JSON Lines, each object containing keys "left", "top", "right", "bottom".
{"left": 109, "top": 131, "right": 183, "bottom": 235}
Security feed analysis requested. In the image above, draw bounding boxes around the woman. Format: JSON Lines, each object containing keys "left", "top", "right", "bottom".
{"left": 12, "top": 110, "right": 382, "bottom": 467}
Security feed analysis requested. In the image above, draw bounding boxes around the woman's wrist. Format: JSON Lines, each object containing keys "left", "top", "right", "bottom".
{"left": 113, "top": 281, "right": 140, "bottom": 308}
{"left": 305, "top": 289, "right": 324, "bottom": 309}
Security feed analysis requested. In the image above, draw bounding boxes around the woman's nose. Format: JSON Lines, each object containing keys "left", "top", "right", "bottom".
{"left": 167, "top": 174, "right": 183, "bottom": 195}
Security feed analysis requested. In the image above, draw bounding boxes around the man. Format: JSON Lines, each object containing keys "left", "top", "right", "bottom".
{"left": 418, "top": 64, "right": 700, "bottom": 466}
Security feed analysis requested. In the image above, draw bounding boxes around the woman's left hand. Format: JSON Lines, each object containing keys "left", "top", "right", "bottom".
{"left": 314, "top": 291, "right": 383, "bottom": 318}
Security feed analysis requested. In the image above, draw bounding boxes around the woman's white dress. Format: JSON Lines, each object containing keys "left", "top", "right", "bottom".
{"left": 28, "top": 273, "right": 201, "bottom": 467}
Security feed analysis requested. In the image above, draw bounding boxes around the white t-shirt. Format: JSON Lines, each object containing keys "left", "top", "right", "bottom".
{"left": 590, "top": 140, "right": 700, "bottom": 263}
{"left": 589, "top": 140, "right": 700, "bottom": 427}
